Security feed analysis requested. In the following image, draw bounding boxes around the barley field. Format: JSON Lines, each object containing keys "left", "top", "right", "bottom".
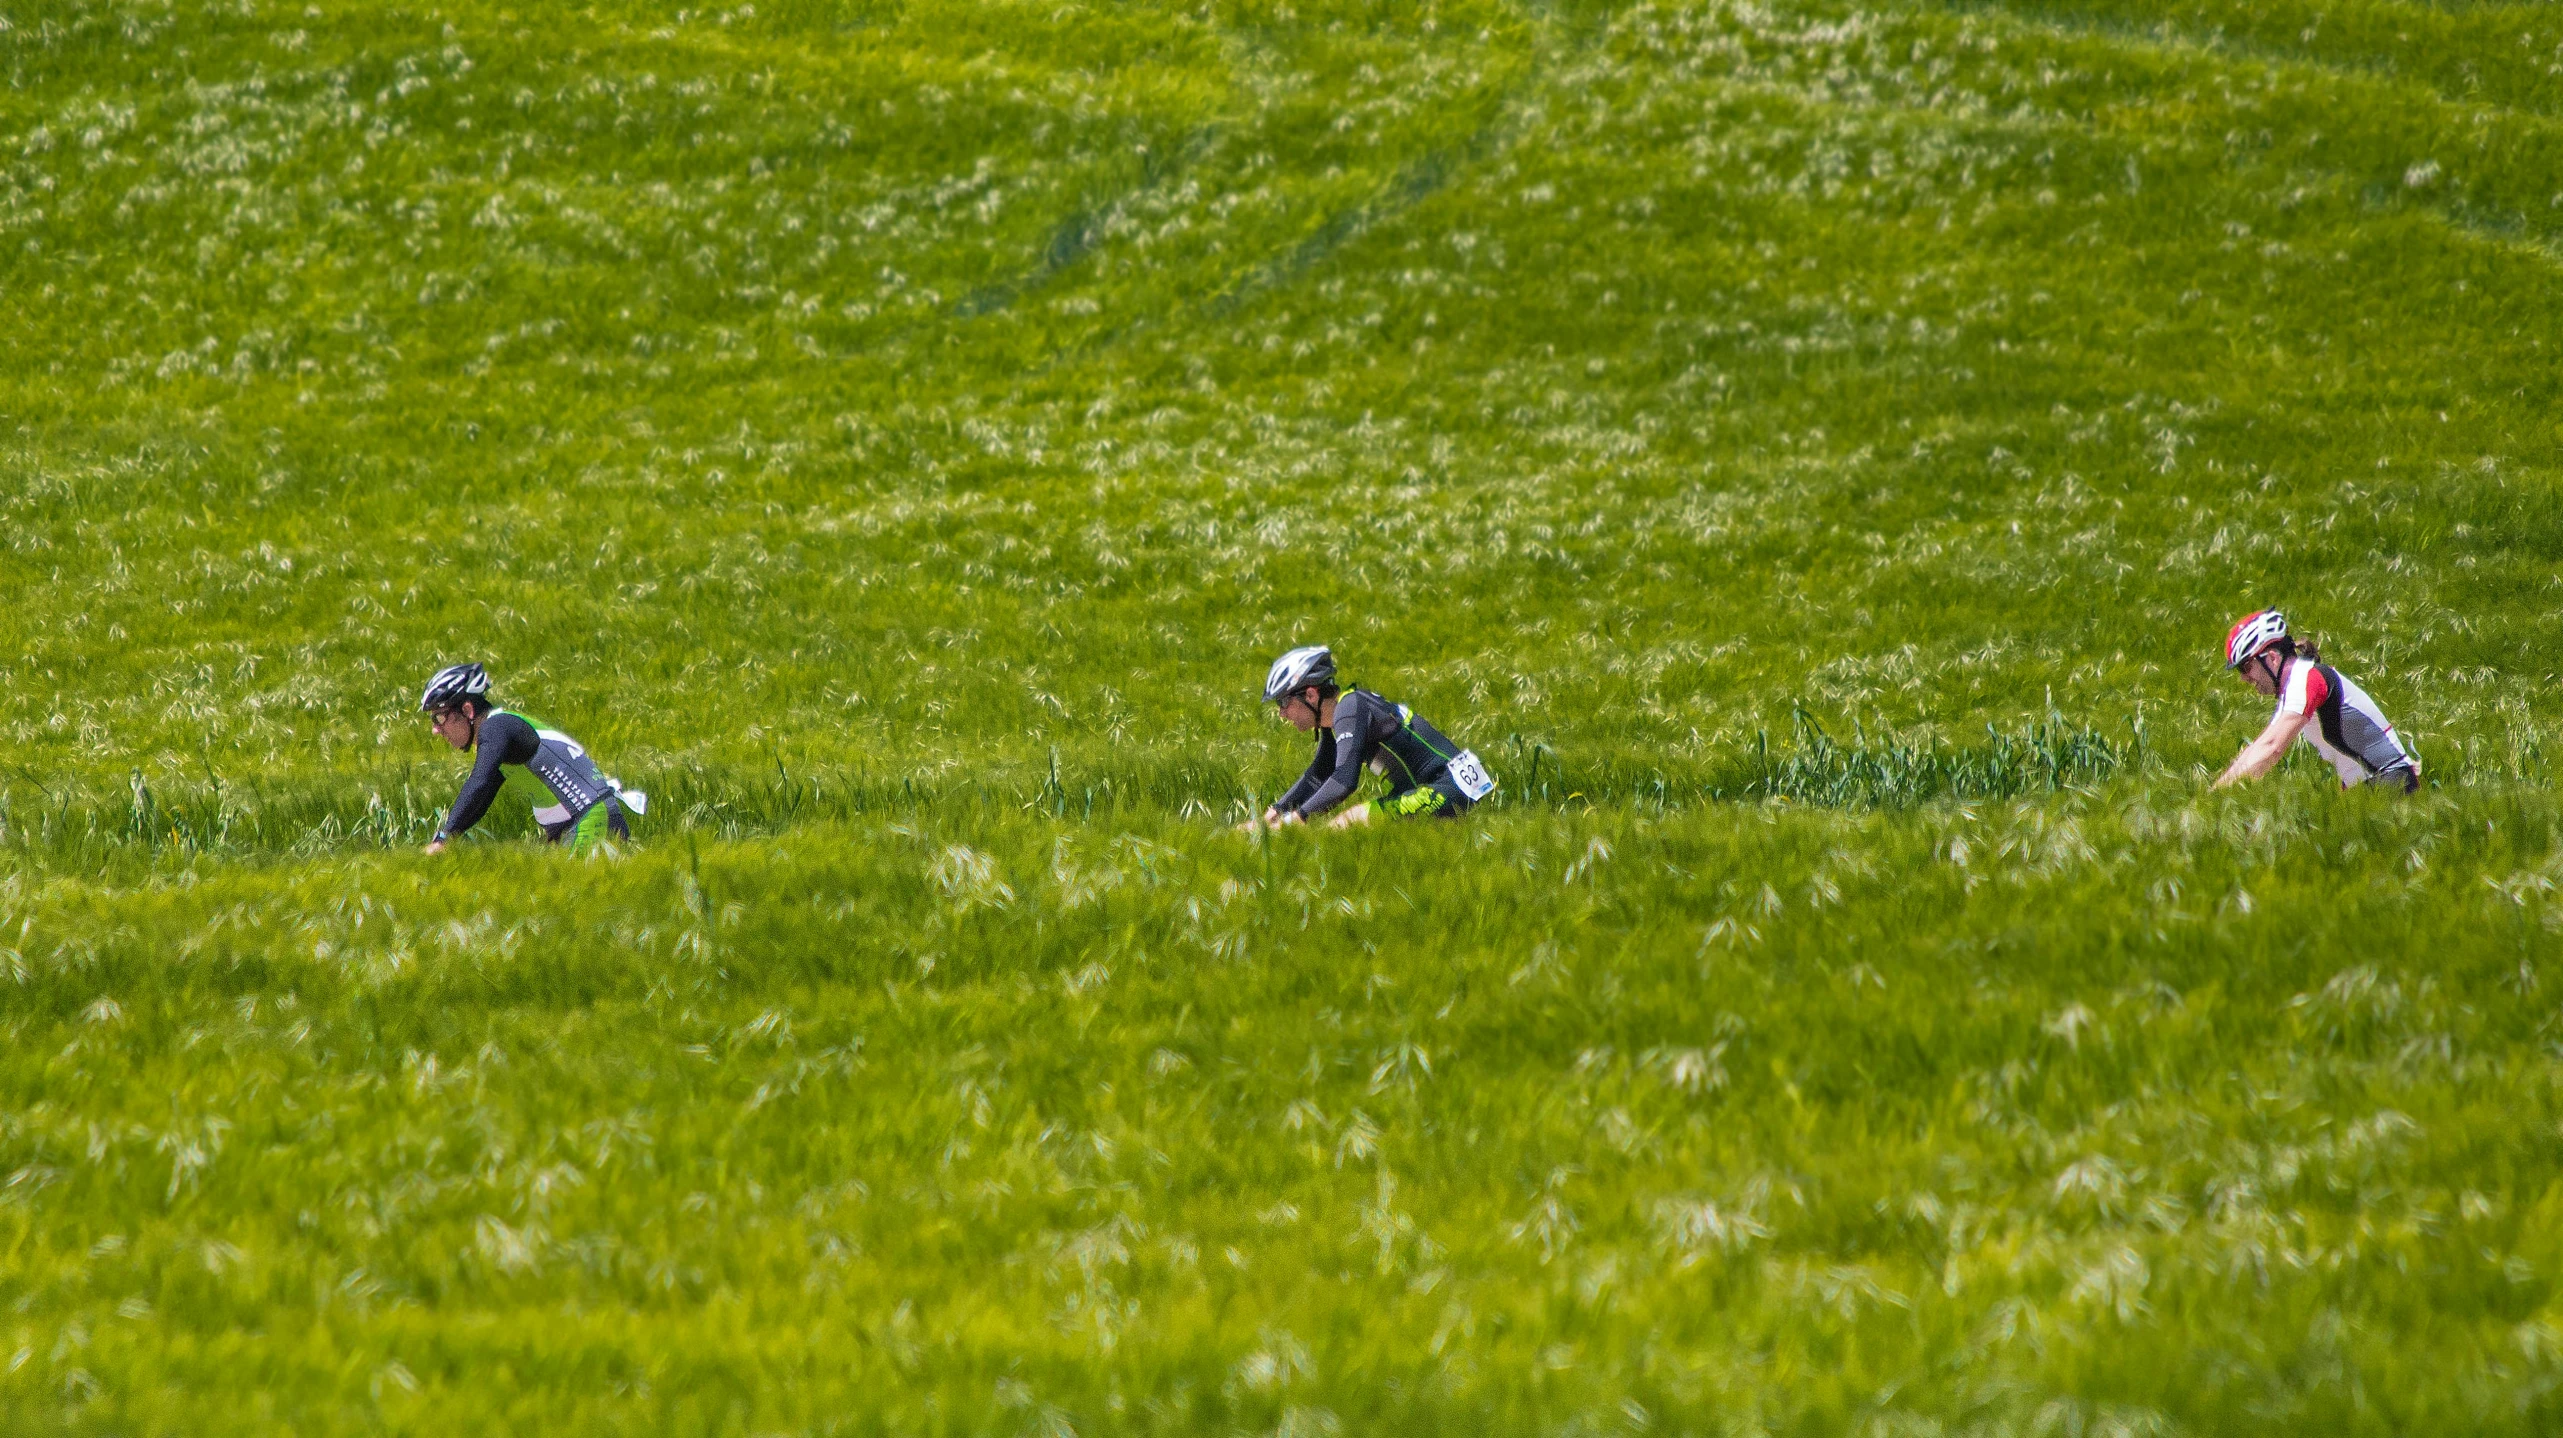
{"left": 2, "top": 0, "right": 2561, "bottom": 1432}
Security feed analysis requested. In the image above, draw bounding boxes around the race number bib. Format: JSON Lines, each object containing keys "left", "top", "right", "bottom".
{"left": 1445, "top": 749, "right": 1497, "bottom": 801}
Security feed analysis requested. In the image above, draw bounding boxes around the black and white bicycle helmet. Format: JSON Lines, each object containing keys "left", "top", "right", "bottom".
{"left": 1263, "top": 645, "right": 1336, "bottom": 703}
{"left": 418, "top": 662, "right": 492, "bottom": 712}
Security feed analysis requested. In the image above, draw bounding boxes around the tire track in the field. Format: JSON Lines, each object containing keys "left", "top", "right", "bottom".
{"left": 948, "top": 123, "right": 1227, "bottom": 320}
{"left": 1192, "top": 132, "right": 1473, "bottom": 323}
{"left": 1016, "top": 1, "right": 1615, "bottom": 379}
{"left": 1198, "top": 0, "right": 1617, "bottom": 317}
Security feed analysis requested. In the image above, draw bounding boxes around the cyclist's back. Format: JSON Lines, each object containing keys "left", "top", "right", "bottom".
{"left": 2277, "top": 655, "right": 2416, "bottom": 790}
{"left": 469, "top": 707, "right": 621, "bottom": 838}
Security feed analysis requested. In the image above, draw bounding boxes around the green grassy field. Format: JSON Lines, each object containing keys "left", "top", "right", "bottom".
{"left": 4, "top": 0, "right": 2562, "bottom": 1430}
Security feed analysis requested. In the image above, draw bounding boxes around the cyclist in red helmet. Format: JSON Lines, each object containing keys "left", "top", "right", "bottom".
{"left": 2213, "top": 610, "right": 2419, "bottom": 793}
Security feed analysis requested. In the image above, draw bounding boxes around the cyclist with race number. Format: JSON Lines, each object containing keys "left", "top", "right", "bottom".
{"left": 2213, "top": 610, "right": 2420, "bottom": 793}
{"left": 418, "top": 663, "right": 648, "bottom": 853}
{"left": 1250, "top": 645, "right": 1497, "bottom": 829}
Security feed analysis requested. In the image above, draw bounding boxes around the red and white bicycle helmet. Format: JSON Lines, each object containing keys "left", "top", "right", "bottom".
{"left": 2223, "top": 609, "right": 2289, "bottom": 669}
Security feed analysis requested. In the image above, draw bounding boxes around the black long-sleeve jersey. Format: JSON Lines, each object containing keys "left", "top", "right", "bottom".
{"left": 1277, "top": 689, "right": 1466, "bottom": 819}
{"left": 439, "top": 712, "right": 542, "bottom": 840}
{"left": 436, "top": 709, "right": 618, "bottom": 842}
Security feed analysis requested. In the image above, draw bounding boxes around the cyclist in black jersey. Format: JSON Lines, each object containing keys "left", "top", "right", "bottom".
{"left": 418, "top": 663, "right": 645, "bottom": 854}
{"left": 1251, "top": 646, "right": 1496, "bottom": 829}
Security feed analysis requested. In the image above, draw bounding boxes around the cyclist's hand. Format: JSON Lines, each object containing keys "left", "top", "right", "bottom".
{"left": 1272, "top": 810, "right": 1304, "bottom": 827}
{"left": 424, "top": 838, "right": 448, "bottom": 855}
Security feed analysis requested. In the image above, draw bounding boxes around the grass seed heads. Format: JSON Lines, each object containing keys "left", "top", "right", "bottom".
{"left": 1, "top": 0, "right": 2560, "bottom": 1431}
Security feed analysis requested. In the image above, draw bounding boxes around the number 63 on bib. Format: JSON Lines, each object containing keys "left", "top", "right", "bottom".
{"left": 1445, "top": 749, "right": 1497, "bottom": 801}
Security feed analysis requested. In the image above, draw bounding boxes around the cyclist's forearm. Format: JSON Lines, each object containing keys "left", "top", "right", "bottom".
{"left": 2215, "top": 732, "right": 2289, "bottom": 786}
{"left": 1294, "top": 727, "right": 1371, "bottom": 816}
{"left": 1295, "top": 771, "right": 1361, "bottom": 817}
{"left": 440, "top": 748, "right": 508, "bottom": 838}
{"left": 1275, "top": 770, "right": 1322, "bottom": 814}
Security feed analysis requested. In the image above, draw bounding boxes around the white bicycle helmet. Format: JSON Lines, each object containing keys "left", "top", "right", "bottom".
{"left": 419, "top": 662, "right": 492, "bottom": 712}
{"left": 1263, "top": 645, "right": 1336, "bottom": 703}
{"left": 2223, "top": 610, "right": 2289, "bottom": 669}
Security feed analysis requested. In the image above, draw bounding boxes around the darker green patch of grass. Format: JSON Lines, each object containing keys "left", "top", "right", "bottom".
{"left": 1735, "top": 710, "right": 2138, "bottom": 807}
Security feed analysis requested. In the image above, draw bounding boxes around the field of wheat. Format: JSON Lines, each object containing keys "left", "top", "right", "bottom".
{"left": 3, "top": 0, "right": 2561, "bottom": 1431}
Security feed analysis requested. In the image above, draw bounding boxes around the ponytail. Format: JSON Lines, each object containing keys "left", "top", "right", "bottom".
{"left": 2282, "top": 635, "right": 2322, "bottom": 665}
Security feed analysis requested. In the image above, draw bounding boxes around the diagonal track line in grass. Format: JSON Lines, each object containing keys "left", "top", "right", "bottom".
{"left": 1188, "top": 0, "right": 1628, "bottom": 324}
{"left": 1013, "top": 4, "right": 1615, "bottom": 384}
{"left": 2417, "top": 200, "right": 2563, "bottom": 274}
{"left": 816, "top": 23, "right": 1549, "bottom": 381}
{"left": 1008, "top": 144, "right": 1505, "bottom": 382}
{"left": 1196, "top": 141, "right": 1474, "bottom": 323}
{"left": 948, "top": 123, "right": 1229, "bottom": 321}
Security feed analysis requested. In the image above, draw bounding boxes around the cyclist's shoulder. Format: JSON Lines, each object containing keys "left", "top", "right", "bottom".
{"left": 1339, "top": 688, "right": 1403, "bottom": 725}
{"left": 2299, "top": 660, "right": 2350, "bottom": 700}
{"left": 479, "top": 709, "right": 544, "bottom": 751}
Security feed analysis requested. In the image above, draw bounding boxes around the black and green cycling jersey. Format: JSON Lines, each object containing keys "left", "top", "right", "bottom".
{"left": 1277, "top": 689, "right": 1474, "bottom": 820}
{"left": 437, "top": 707, "right": 630, "bottom": 848}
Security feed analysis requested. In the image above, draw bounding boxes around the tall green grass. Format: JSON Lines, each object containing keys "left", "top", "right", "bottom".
{"left": 1738, "top": 710, "right": 2136, "bottom": 807}
{"left": 6, "top": 796, "right": 2563, "bottom": 1432}
{"left": 0, "top": 715, "right": 2142, "bottom": 876}
{"left": 2, "top": 0, "right": 2560, "bottom": 1429}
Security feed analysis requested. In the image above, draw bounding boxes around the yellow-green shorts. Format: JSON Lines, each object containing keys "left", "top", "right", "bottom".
{"left": 1382, "top": 780, "right": 1471, "bottom": 819}
{"left": 568, "top": 799, "right": 632, "bottom": 852}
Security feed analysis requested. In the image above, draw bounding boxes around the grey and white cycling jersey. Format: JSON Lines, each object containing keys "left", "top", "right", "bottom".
{"left": 2278, "top": 657, "right": 2417, "bottom": 789}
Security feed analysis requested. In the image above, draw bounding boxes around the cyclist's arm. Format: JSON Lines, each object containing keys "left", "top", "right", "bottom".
{"left": 2214, "top": 709, "right": 2312, "bottom": 788}
{"left": 1274, "top": 740, "right": 1332, "bottom": 816}
{"left": 1295, "top": 704, "right": 1374, "bottom": 818}
{"left": 438, "top": 713, "right": 537, "bottom": 839}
